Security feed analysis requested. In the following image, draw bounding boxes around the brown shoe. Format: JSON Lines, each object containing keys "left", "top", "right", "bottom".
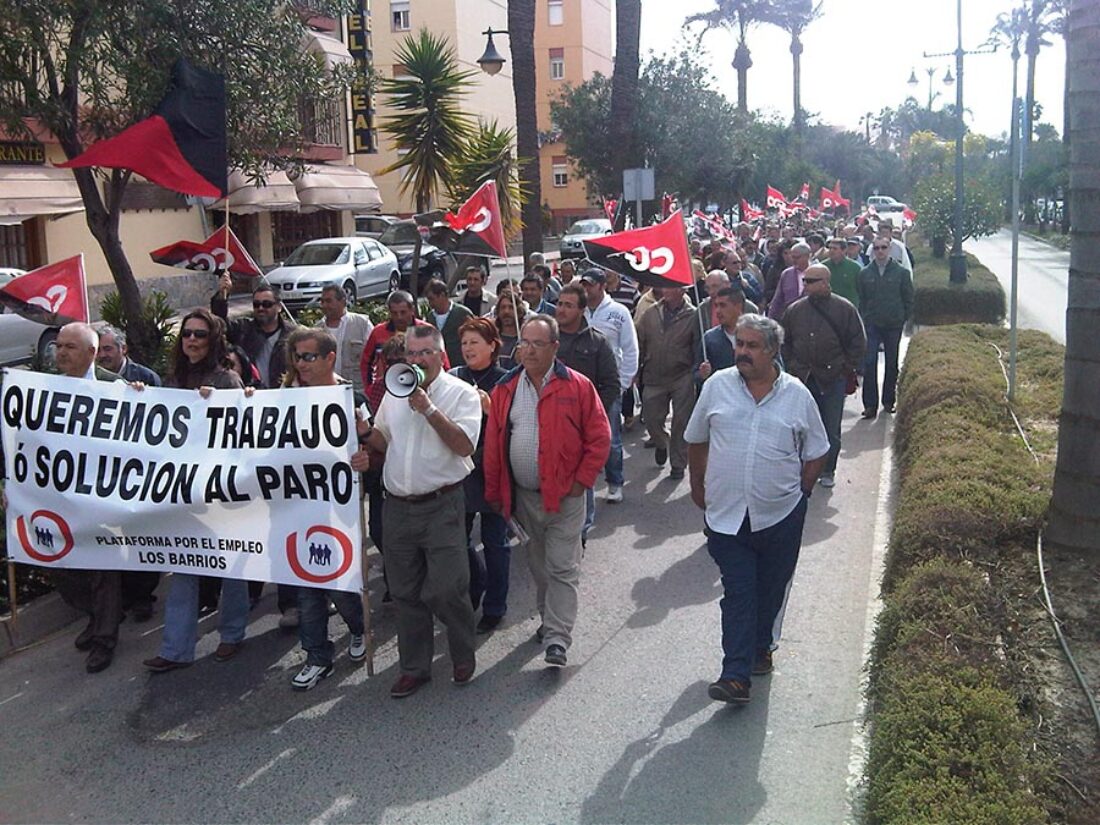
{"left": 214, "top": 642, "right": 242, "bottom": 662}
{"left": 143, "top": 656, "right": 192, "bottom": 673}
{"left": 453, "top": 660, "right": 476, "bottom": 685}
{"left": 390, "top": 673, "right": 430, "bottom": 699}
{"left": 708, "top": 678, "right": 751, "bottom": 704}
{"left": 752, "top": 649, "right": 773, "bottom": 676}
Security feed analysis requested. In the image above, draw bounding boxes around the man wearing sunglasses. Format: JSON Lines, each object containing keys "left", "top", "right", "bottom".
{"left": 857, "top": 237, "right": 913, "bottom": 419}
{"left": 213, "top": 274, "right": 297, "bottom": 390}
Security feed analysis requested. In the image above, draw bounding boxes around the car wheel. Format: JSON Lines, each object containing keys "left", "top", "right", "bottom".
{"left": 343, "top": 279, "right": 358, "bottom": 305}
{"left": 388, "top": 272, "right": 401, "bottom": 293}
{"left": 37, "top": 327, "right": 59, "bottom": 367}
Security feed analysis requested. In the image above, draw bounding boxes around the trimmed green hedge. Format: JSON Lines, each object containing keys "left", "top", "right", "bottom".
{"left": 865, "top": 324, "right": 1059, "bottom": 824}
{"left": 910, "top": 241, "right": 1006, "bottom": 326}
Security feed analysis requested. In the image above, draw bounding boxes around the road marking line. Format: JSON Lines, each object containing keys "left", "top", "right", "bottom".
{"left": 238, "top": 747, "right": 297, "bottom": 789}
{"left": 0, "top": 692, "right": 24, "bottom": 707}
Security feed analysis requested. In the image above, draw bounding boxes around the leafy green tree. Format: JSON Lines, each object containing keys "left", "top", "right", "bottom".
{"left": 911, "top": 173, "right": 1002, "bottom": 257}
{"left": 0, "top": 0, "right": 354, "bottom": 360}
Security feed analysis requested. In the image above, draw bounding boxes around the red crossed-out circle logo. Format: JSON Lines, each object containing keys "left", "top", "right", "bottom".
{"left": 16, "top": 510, "right": 75, "bottom": 563}
{"left": 285, "top": 526, "right": 354, "bottom": 584}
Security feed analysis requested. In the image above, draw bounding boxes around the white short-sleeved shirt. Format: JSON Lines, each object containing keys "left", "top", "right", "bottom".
{"left": 374, "top": 370, "right": 482, "bottom": 497}
{"left": 684, "top": 368, "right": 830, "bottom": 533}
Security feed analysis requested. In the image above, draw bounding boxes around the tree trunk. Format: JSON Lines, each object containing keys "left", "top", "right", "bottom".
{"left": 608, "top": 0, "right": 641, "bottom": 185}
{"left": 1024, "top": 43, "right": 1039, "bottom": 150}
{"left": 733, "top": 41, "right": 752, "bottom": 113}
{"left": 508, "top": 0, "right": 542, "bottom": 266}
{"left": 1061, "top": 22, "right": 1071, "bottom": 235}
{"left": 1046, "top": 0, "right": 1100, "bottom": 553}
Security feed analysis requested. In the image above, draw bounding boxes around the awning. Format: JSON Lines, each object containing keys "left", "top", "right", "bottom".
{"left": 0, "top": 166, "right": 84, "bottom": 225}
{"left": 210, "top": 168, "right": 301, "bottom": 214}
{"left": 301, "top": 30, "right": 354, "bottom": 71}
{"left": 293, "top": 164, "right": 383, "bottom": 212}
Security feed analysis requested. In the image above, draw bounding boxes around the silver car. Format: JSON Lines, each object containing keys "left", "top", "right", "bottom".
{"left": 264, "top": 237, "right": 400, "bottom": 311}
{"left": 1, "top": 268, "right": 59, "bottom": 367}
{"left": 560, "top": 218, "right": 612, "bottom": 259}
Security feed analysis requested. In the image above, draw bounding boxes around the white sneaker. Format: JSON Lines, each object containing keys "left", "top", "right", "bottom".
{"left": 819, "top": 475, "right": 836, "bottom": 488}
{"left": 348, "top": 633, "right": 367, "bottom": 662}
{"left": 278, "top": 607, "right": 300, "bottom": 629}
{"left": 606, "top": 485, "right": 623, "bottom": 503}
{"left": 291, "top": 662, "right": 333, "bottom": 691}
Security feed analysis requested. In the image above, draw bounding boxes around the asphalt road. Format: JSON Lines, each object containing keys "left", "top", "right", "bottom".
{"left": 966, "top": 229, "right": 1070, "bottom": 344}
{"left": 0, "top": 395, "right": 894, "bottom": 825}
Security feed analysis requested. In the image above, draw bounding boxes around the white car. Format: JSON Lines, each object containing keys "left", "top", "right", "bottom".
{"left": 264, "top": 237, "right": 400, "bottom": 312}
{"left": 560, "top": 218, "right": 613, "bottom": 259}
{"left": 0, "top": 268, "right": 59, "bottom": 367}
{"left": 866, "top": 195, "right": 907, "bottom": 214}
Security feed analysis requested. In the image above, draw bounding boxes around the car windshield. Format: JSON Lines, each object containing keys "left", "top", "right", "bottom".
{"left": 378, "top": 223, "right": 422, "bottom": 245}
{"left": 284, "top": 243, "right": 349, "bottom": 266}
{"left": 566, "top": 220, "right": 606, "bottom": 236}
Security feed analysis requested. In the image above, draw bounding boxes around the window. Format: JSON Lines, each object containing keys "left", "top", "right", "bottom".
{"left": 552, "top": 155, "right": 568, "bottom": 187}
{"left": 548, "top": 0, "right": 563, "bottom": 25}
{"left": 391, "top": 0, "right": 410, "bottom": 31}
{"left": 549, "top": 48, "right": 564, "bottom": 81}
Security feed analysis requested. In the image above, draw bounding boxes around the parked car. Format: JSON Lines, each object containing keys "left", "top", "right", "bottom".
{"left": 354, "top": 214, "right": 401, "bottom": 240}
{"left": 0, "top": 268, "right": 59, "bottom": 367}
{"left": 560, "top": 218, "right": 612, "bottom": 259}
{"left": 866, "top": 195, "right": 906, "bottom": 214}
{"left": 263, "top": 237, "right": 399, "bottom": 312}
{"left": 377, "top": 220, "right": 456, "bottom": 294}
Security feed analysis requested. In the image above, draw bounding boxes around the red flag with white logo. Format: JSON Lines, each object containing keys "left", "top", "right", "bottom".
{"left": 0, "top": 255, "right": 89, "bottom": 326}
{"left": 740, "top": 200, "right": 764, "bottom": 220}
{"left": 582, "top": 210, "right": 693, "bottom": 289}
{"left": 440, "top": 180, "right": 508, "bottom": 258}
{"left": 820, "top": 187, "right": 837, "bottom": 211}
{"left": 903, "top": 206, "right": 918, "bottom": 223}
{"left": 149, "top": 225, "right": 263, "bottom": 277}
{"left": 796, "top": 182, "right": 810, "bottom": 202}
{"left": 766, "top": 186, "right": 787, "bottom": 210}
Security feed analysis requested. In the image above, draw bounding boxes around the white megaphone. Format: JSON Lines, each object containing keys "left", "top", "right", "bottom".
{"left": 384, "top": 363, "right": 426, "bottom": 398}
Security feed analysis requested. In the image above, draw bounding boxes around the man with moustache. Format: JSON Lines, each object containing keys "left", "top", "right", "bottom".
{"left": 685, "top": 314, "right": 829, "bottom": 705}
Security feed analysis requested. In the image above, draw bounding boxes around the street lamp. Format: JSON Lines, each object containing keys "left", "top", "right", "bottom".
{"left": 908, "top": 66, "right": 945, "bottom": 111}
{"left": 476, "top": 28, "right": 507, "bottom": 76}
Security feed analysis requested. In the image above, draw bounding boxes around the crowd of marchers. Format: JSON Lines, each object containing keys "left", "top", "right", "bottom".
{"left": 20, "top": 208, "right": 913, "bottom": 706}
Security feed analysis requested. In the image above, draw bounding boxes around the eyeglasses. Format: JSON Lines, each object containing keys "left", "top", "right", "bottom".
{"left": 516, "top": 339, "right": 553, "bottom": 350}
{"left": 180, "top": 328, "right": 211, "bottom": 339}
{"left": 406, "top": 348, "right": 438, "bottom": 358}
{"left": 253, "top": 300, "right": 277, "bottom": 309}
{"left": 292, "top": 351, "right": 322, "bottom": 363}
{"left": 802, "top": 277, "right": 824, "bottom": 284}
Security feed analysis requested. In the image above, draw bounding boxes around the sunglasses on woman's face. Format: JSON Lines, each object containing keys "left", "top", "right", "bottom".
{"left": 180, "top": 328, "right": 211, "bottom": 339}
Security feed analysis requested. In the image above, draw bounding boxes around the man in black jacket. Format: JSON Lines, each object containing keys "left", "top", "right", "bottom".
{"left": 213, "top": 273, "right": 296, "bottom": 389}
{"left": 553, "top": 283, "right": 620, "bottom": 545}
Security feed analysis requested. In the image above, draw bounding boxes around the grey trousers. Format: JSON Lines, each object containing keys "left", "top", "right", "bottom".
{"left": 642, "top": 374, "right": 697, "bottom": 471}
{"left": 383, "top": 487, "right": 476, "bottom": 678}
{"left": 515, "top": 487, "right": 586, "bottom": 651}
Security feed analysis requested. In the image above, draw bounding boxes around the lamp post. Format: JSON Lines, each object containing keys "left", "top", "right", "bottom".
{"left": 476, "top": 28, "right": 507, "bottom": 75}
{"left": 908, "top": 66, "right": 946, "bottom": 110}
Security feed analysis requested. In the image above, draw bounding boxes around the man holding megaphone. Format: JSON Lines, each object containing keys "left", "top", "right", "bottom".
{"left": 359, "top": 325, "right": 482, "bottom": 699}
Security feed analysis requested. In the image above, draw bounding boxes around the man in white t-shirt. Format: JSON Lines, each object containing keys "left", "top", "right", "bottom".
{"left": 314, "top": 284, "right": 373, "bottom": 392}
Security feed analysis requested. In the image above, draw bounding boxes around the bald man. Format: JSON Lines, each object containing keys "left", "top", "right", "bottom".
{"left": 50, "top": 323, "right": 126, "bottom": 672}
{"left": 779, "top": 266, "right": 866, "bottom": 488}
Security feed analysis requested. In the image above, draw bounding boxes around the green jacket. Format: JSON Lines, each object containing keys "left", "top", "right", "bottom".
{"left": 857, "top": 258, "right": 913, "bottom": 327}
{"left": 824, "top": 257, "right": 861, "bottom": 306}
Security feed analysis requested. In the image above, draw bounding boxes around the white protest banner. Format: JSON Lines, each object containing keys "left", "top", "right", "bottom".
{"left": 1, "top": 369, "right": 362, "bottom": 593}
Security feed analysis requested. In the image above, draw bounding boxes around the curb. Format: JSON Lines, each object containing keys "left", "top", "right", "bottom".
{"left": 0, "top": 591, "right": 82, "bottom": 659}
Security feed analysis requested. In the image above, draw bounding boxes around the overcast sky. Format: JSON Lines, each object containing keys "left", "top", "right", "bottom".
{"left": 638, "top": 0, "right": 1067, "bottom": 142}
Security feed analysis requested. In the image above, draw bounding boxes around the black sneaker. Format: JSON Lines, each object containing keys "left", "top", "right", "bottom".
{"left": 655, "top": 447, "right": 668, "bottom": 467}
{"left": 708, "top": 679, "right": 750, "bottom": 704}
{"left": 545, "top": 644, "right": 567, "bottom": 667}
{"left": 477, "top": 615, "right": 503, "bottom": 635}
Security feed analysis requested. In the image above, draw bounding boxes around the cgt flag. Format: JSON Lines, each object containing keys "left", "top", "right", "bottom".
{"left": 426, "top": 181, "right": 508, "bottom": 258}
{"left": 583, "top": 210, "right": 693, "bottom": 289}
{"left": 766, "top": 186, "right": 787, "bottom": 210}
{"left": 57, "top": 58, "right": 227, "bottom": 198}
{"left": 740, "top": 200, "right": 764, "bottom": 220}
{"left": 150, "top": 226, "right": 263, "bottom": 277}
{"left": 0, "top": 255, "right": 89, "bottom": 326}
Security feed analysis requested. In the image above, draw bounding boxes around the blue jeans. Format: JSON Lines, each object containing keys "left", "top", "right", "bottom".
{"left": 298, "top": 586, "right": 365, "bottom": 667}
{"left": 604, "top": 397, "right": 624, "bottom": 486}
{"left": 706, "top": 496, "right": 808, "bottom": 685}
{"left": 466, "top": 511, "right": 511, "bottom": 618}
{"left": 808, "top": 376, "right": 847, "bottom": 475}
{"left": 862, "top": 324, "right": 903, "bottom": 411}
{"left": 159, "top": 574, "right": 249, "bottom": 663}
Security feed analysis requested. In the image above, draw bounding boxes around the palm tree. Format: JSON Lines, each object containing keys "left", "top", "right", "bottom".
{"left": 449, "top": 120, "right": 526, "bottom": 239}
{"left": 687, "top": 0, "right": 776, "bottom": 113}
{"left": 508, "top": 0, "right": 542, "bottom": 264}
{"left": 1046, "top": 0, "right": 1100, "bottom": 553}
{"left": 766, "top": 0, "right": 822, "bottom": 150}
{"left": 379, "top": 28, "right": 475, "bottom": 214}
{"left": 609, "top": 0, "right": 642, "bottom": 218}
{"left": 1022, "top": 0, "right": 1061, "bottom": 151}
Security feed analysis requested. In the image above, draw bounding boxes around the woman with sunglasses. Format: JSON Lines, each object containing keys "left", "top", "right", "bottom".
{"left": 143, "top": 309, "right": 249, "bottom": 674}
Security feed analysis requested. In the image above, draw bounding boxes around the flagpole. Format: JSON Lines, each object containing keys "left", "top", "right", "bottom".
{"left": 6, "top": 559, "right": 17, "bottom": 635}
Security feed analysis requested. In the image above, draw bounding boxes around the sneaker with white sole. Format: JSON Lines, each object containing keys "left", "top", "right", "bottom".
{"left": 606, "top": 485, "right": 623, "bottom": 503}
{"left": 348, "top": 633, "right": 367, "bottom": 662}
{"left": 819, "top": 475, "right": 835, "bottom": 488}
{"left": 291, "top": 662, "right": 333, "bottom": 691}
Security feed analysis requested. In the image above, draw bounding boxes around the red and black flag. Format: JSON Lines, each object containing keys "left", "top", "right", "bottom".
{"left": 57, "top": 58, "right": 227, "bottom": 198}
{"left": 149, "top": 226, "right": 263, "bottom": 277}
{"left": 0, "top": 255, "right": 89, "bottom": 326}
{"left": 424, "top": 181, "right": 508, "bottom": 258}
{"left": 583, "top": 210, "right": 694, "bottom": 290}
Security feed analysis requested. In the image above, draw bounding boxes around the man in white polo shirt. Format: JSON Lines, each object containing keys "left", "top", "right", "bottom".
{"left": 685, "top": 313, "right": 829, "bottom": 705}
{"left": 360, "top": 325, "right": 482, "bottom": 699}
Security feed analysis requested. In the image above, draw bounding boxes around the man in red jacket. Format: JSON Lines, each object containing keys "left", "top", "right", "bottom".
{"left": 484, "top": 314, "right": 610, "bottom": 668}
